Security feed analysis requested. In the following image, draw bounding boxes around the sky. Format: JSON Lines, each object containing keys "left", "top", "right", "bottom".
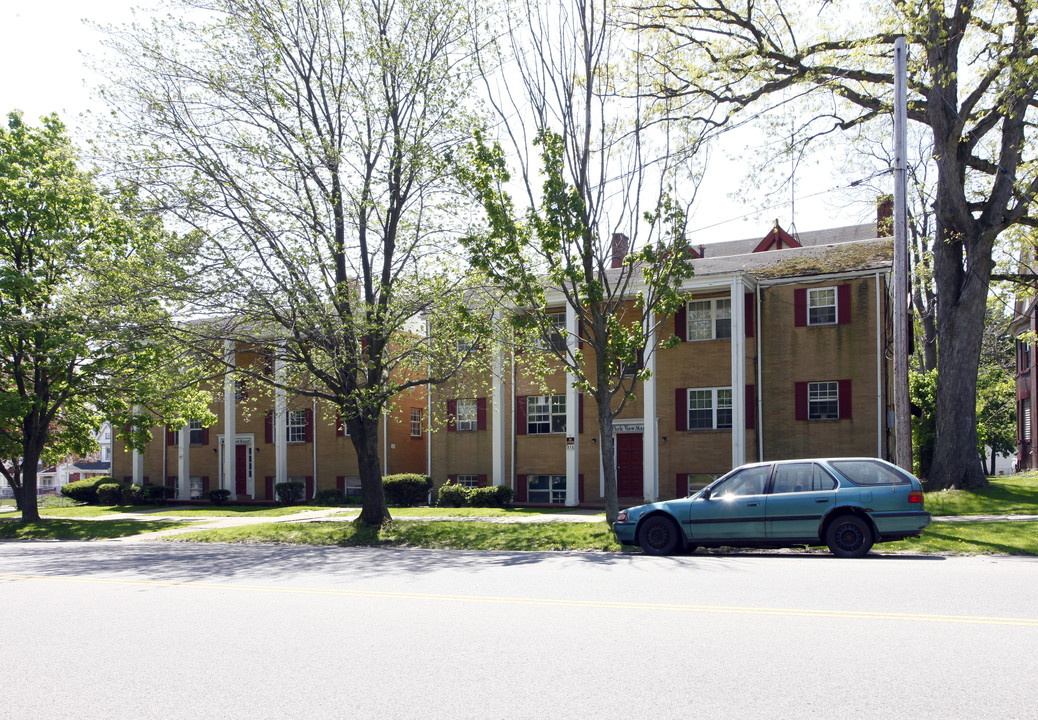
{"left": 0, "top": 1, "right": 886, "bottom": 244}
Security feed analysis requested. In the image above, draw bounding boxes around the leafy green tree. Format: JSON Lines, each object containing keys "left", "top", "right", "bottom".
{"left": 0, "top": 111, "right": 212, "bottom": 521}
{"left": 976, "top": 296, "right": 1016, "bottom": 474}
{"left": 462, "top": 0, "right": 698, "bottom": 524}
{"left": 101, "top": 0, "right": 489, "bottom": 526}
{"left": 634, "top": 0, "right": 1038, "bottom": 489}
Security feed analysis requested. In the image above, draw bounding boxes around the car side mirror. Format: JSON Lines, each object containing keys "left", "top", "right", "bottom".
{"left": 700, "top": 487, "right": 711, "bottom": 500}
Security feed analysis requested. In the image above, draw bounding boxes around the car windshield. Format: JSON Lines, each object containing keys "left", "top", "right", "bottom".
{"left": 829, "top": 459, "right": 911, "bottom": 486}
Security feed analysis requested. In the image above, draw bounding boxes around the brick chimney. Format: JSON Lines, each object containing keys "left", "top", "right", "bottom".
{"left": 877, "top": 195, "right": 893, "bottom": 237}
{"left": 611, "top": 233, "right": 629, "bottom": 269}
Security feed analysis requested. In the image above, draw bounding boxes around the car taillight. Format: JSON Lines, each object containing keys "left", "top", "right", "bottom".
{"left": 908, "top": 491, "right": 924, "bottom": 505}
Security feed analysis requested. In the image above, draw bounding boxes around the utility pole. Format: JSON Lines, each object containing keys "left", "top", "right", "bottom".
{"left": 893, "top": 37, "right": 912, "bottom": 472}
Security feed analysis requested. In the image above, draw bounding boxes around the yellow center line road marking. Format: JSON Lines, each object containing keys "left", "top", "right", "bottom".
{"left": 3, "top": 573, "right": 1037, "bottom": 627}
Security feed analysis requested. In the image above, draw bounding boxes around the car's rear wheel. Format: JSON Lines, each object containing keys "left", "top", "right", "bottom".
{"left": 638, "top": 515, "right": 681, "bottom": 556}
{"left": 825, "top": 515, "right": 873, "bottom": 558}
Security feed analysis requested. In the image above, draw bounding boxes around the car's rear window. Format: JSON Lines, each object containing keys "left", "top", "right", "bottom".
{"left": 830, "top": 460, "right": 912, "bottom": 486}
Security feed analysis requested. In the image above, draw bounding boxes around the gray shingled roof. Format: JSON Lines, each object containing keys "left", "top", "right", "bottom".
{"left": 692, "top": 236, "right": 894, "bottom": 279}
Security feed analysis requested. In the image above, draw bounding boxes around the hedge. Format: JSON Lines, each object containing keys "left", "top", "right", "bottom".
{"left": 61, "top": 476, "right": 121, "bottom": 504}
{"left": 383, "top": 474, "right": 433, "bottom": 507}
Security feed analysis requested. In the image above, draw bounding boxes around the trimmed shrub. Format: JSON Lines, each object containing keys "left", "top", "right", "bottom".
{"left": 383, "top": 474, "right": 433, "bottom": 507}
{"left": 96, "top": 483, "right": 123, "bottom": 505}
{"left": 61, "top": 476, "right": 118, "bottom": 504}
{"left": 468, "top": 485, "right": 514, "bottom": 508}
{"left": 312, "top": 488, "right": 348, "bottom": 506}
{"left": 208, "top": 488, "right": 232, "bottom": 505}
{"left": 122, "top": 484, "right": 144, "bottom": 505}
{"left": 436, "top": 482, "right": 470, "bottom": 507}
{"left": 275, "top": 481, "right": 304, "bottom": 505}
{"left": 142, "top": 484, "right": 176, "bottom": 503}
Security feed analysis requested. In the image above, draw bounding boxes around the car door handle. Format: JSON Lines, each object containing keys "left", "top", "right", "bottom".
{"left": 816, "top": 498, "right": 829, "bottom": 503}
{"left": 747, "top": 502, "right": 759, "bottom": 507}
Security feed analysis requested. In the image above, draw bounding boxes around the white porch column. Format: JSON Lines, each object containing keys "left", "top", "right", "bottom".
{"left": 730, "top": 278, "right": 746, "bottom": 469}
{"left": 491, "top": 315, "right": 506, "bottom": 487}
{"left": 177, "top": 425, "right": 190, "bottom": 501}
{"left": 131, "top": 405, "right": 143, "bottom": 484}
{"left": 565, "top": 303, "right": 580, "bottom": 506}
{"left": 223, "top": 340, "right": 237, "bottom": 499}
{"left": 643, "top": 310, "right": 659, "bottom": 502}
{"left": 274, "top": 352, "right": 288, "bottom": 486}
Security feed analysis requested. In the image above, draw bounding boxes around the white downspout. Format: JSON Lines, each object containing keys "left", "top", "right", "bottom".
{"left": 876, "top": 271, "right": 885, "bottom": 459}
{"left": 756, "top": 284, "right": 764, "bottom": 462}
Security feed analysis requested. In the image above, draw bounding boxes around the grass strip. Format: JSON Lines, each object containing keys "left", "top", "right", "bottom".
{"left": 924, "top": 473, "right": 1038, "bottom": 516}
{"left": 882, "top": 521, "right": 1038, "bottom": 556}
{"left": 0, "top": 519, "right": 189, "bottom": 541}
{"left": 170, "top": 520, "right": 623, "bottom": 551}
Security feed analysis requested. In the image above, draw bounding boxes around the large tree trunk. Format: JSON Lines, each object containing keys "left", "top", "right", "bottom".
{"left": 18, "top": 446, "right": 42, "bottom": 522}
{"left": 598, "top": 406, "right": 618, "bottom": 525}
{"left": 350, "top": 416, "right": 391, "bottom": 526}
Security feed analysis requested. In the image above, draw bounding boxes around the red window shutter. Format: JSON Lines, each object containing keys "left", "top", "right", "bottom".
{"left": 201, "top": 427, "right": 210, "bottom": 446}
{"left": 477, "top": 474, "right": 488, "bottom": 487}
{"left": 745, "top": 384, "right": 755, "bottom": 430}
{"left": 677, "top": 474, "right": 688, "bottom": 497}
{"left": 795, "top": 382, "right": 808, "bottom": 421}
{"left": 305, "top": 476, "right": 314, "bottom": 500}
{"left": 675, "top": 303, "right": 687, "bottom": 341}
{"left": 336, "top": 413, "right": 345, "bottom": 437}
{"left": 794, "top": 288, "right": 807, "bottom": 327}
{"left": 143, "top": 476, "right": 150, "bottom": 485}
{"left": 238, "top": 378, "right": 248, "bottom": 400}
{"left": 167, "top": 475, "right": 176, "bottom": 488}
{"left": 837, "top": 284, "right": 851, "bottom": 324}
{"left": 266, "top": 476, "right": 274, "bottom": 500}
{"left": 578, "top": 473, "right": 584, "bottom": 503}
{"left": 336, "top": 476, "right": 345, "bottom": 491}
{"left": 304, "top": 408, "right": 314, "bottom": 442}
{"left": 838, "top": 379, "right": 853, "bottom": 419}
{"left": 202, "top": 476, "right": 210, "bottom": 492}
{"left": 745, "top": 292, "right": 755, "bottom": 337}
{"left": 448, "top": 474, "right": 457, "bottom": 485}
{"left": 516, "top": 396, "right": 527, "bottom": 435}
{"left": 675, "top": 388, "right": 688, "bottom": 431}
{"left": 166, "top": 426, "right": 176, "bottom": 446}
{"left": 578, "top": 319, "right": 585, "bottom": 349}
{"left": 477, "top": 397, "right": 487, "bottom": 431}
{"left": 446, "top": 399, "right": 457, "bottom": 432}
{"left": 516, "top": 474, "right": 528, "bottom": 502}
{"left": 123, "top": 476, "right": 132, "bottom": 483}
{"left": 264, "top": 411, "right": 273, "bottom": 444}
{"left": 578, "top": 394, "right": 584, "bottom": 434}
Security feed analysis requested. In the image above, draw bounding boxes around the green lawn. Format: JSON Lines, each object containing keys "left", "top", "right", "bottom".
{"left": 925, "top": 472, "right": 1038, "bottom": 516}
{"left": 883, "top": 521, "right": 1038, "bottom": 556}
{"left": 170, "top": 519, "right": 623, "bottom": 551}
{"left": 0, "top": 518, "right": 189, "bottom": 540}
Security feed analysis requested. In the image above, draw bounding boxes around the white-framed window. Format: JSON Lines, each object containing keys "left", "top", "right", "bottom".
{"left": 528, "top": 474, "right": 566, "bottom": 503}
{"left": 1024, "top": 399, "right": 1032, "bottom": 442}
{"left": 539, "top": 311, "right": 566, "bottom": 352}
{"left": 456, "top": 474, "right": 480, "bottom": 488}
{"left": 189, "top": 476, "right": 204, "bottom": 500}
{"left": 410, "top": 408, "right": 423, "bottom": 437}
{"left": 456, "top": 398, "right": 478, "bottom": 431}
{"left": 457, "top": 339, "right": 473, "bottom": 354}
{"left": 343, "top": 476, "right": 362, "bottom": 496}
{"left": 687, "top": 298, "right": 731, "bottom": 340}
{"left": 287, "top": 410, "right": 307, "bottom": 443}
{"left": 808, "top": 287, "right": 837, "bottom": 325}
{"left": 687, "top": 387, "right": 732, "bottom": 430}
{"left": 527, "top": 395, "right": 566, "bottom": 434}
{"left": 808, "top": 381, "right": 839, "bottom": 420}
{"left": 189, "top": 418, "right": 205, "bottom": 445}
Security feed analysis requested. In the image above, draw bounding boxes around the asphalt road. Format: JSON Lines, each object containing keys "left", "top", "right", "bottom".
{"left": 1, "top": 542, "right": 1036, "bottom": 719}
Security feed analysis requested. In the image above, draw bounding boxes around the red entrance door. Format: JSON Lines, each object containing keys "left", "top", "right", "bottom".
{"left": 616, "top": 433, "right": 643, "bottom": 498}
{"left": 235, "top": 444, "right": 248, "bottom": 495}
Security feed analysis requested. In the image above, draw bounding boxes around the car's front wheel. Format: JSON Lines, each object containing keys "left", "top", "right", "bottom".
{"left": 825, "top": 515, "right": 874, "bottom": 558}
{"left": 638, "top": 515, "right": 681, "bottom": 556}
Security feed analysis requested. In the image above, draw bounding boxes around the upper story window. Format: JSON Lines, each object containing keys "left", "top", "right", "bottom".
{"left": 287, "top": 409, "right": 307, "bottom": 443}
{"left": 687, "top": 387, "right": 732, "bottom": 430}
{"left": 527, "top": 395, "right": 566, "bottom": 434}
{"left": 189, "top": 419, "right": 205, "bottom": 445}
{"left": 687, "top": 298, "right": 731, "bottom": 341}
{"left": 539, "top": 312, "right": 566, "bottom": 352}
{"left": 808, "top": 288, "right": 838, "bottom": 325}
{"left": 456, "top": 399, "right": 478, "bottom": 431}
{"left": 410, "top": 408, "right": 423, "bottom": 437}
{"left": 1020, "top": 340, "right": 1032, "bottom": 372}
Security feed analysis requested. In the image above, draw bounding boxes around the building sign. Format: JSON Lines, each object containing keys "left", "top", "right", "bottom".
{"left": 613, "top": 420, "right": 645, "bottom": 434}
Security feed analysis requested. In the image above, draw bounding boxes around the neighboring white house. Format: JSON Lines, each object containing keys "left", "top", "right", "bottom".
{"left": 2, "top": 422, "right": 113, "bottom": 498}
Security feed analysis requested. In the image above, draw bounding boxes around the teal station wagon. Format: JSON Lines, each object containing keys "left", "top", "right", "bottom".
{"left": 613, "top": 458, "right": 930, "bottom": 557}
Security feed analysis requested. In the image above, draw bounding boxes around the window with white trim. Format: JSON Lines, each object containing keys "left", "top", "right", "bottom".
{"left": 808, "top": 288, "right": 837, "bottom": 325}
{"left": 456, "top": 399, "right": 477, "bottom": 431}
{"left": 189, "top": 476, "right": 204, "bottom": 501}
{"left": 189, "top": 418, "right": 205, "bottom": 445}
{"left": 527, "top": 395, "right": 566, "bottom": 434}
{"left": 808, "top": 381, "right": 839, "bottom": 420}
{"left": 528, "top": 474, "right": 566, "bottom": 503}
{"left": 456, "top": 474, "right": 480, "bottom": 488}
{"left": 539, "top": 312, "right": 566, "bottom": 352}
{"left": 687, "top": 388, "right": 732, "bottom": 430}
{"left": 687, "top": 298, "right": 731, "bottom": 340}
{"left": 287, "top": 410, "right": 307, "bottom": 443}
{"left": 410, "top": 408, "right": 422, "bottom": 437}
{"left": 1024, "top": 399, "right": 1032, "bottom": 442}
